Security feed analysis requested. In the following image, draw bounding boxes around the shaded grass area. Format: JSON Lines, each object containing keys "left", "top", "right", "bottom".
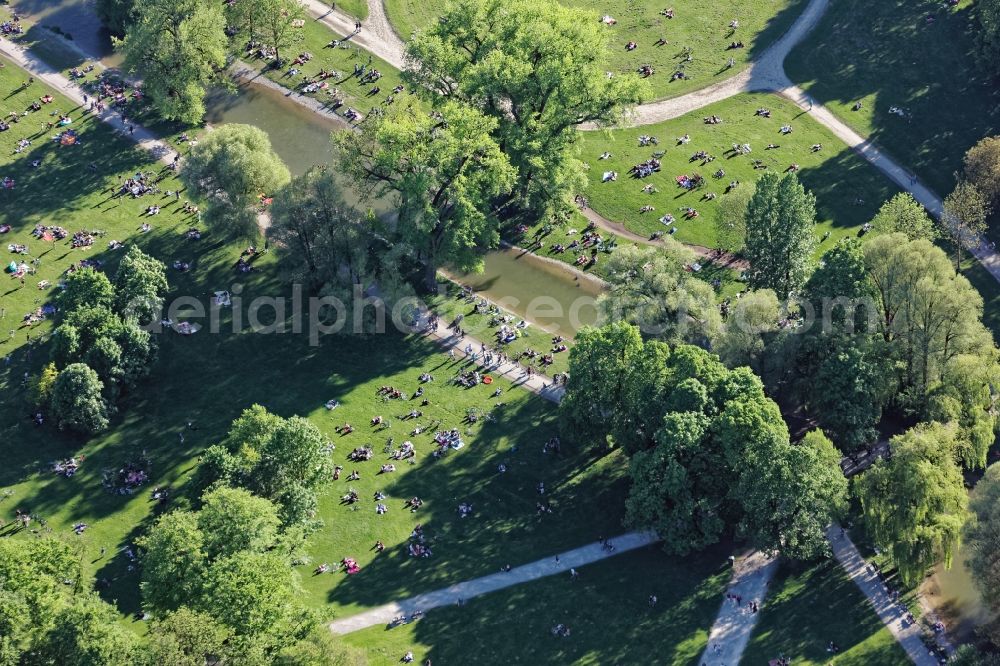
{"left": 785, "top": 0, "right": 1000, "bottom": 198}
{"left": 383, "top": 0, "right": 807, "bottom": 102}
{"left": 343, "top": 544, "right": 731, "bottom": 665}
{"left": 241, "top": 15, "right": 421, "bottom": 121}
{"left": 579, "top": 92, "right": 901, "bottom": 250}
{"left": 743, "top": 558, "right": 910, "bottom": 665}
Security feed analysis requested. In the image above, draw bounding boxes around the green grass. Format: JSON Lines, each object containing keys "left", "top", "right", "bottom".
{"left": 383, "top": 0, "right": 807, "bottom": 101}
{"left": 743, "top": 558, "right": 911, "bottom": 665}
{"left": 579, "top": 92, "right": 901, "bottom": 250}
{"left": 0, "top": 54, "right": 630, "bottom": 627}
{"left": 785, "top": 0, "right": 1000, "bottom": 198}
{"left": 343, "top": 544, "right": 731, "bottom": 665}
{"left": 332, "top": 0, "right": 369, "bottom": 20}
{"left": 240, "top": 16, "right": 420, "bottom": 121}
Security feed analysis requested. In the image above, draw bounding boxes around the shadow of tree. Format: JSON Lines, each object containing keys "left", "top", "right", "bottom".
{"left": 785, "top": 0, "right": 1000, "bottom": 197}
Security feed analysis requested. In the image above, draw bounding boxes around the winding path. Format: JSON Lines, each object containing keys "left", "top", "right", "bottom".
{"left": 301, "top": 0, "right": 406, "bottom": 69}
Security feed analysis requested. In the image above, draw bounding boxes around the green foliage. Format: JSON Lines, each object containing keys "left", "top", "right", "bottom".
{"left": 118, "top": 0, "right": 228, "bottom": 123}
{"left": 869, "top": 192, "right": 938, "bottom": 241}
{"left": 926, "top": 354, "right": 1000, "bottom": 470}
{"left": 565, "top": 323, "right": 846, "bottom": 558}
{"left": 855, "top": 422, "right": 969, "bottom": 585}
{"left": 736, "top": 428, "right": 848, "bottom": 560}
{"left": 29, "top": 362, "right": 60, "bottom": 408}
{"left": 714, "top": 288, "right": 783, "bottom": 373}
{"left": 59, "top": 267, "right": 115, "bottom": 314}
{"left": 744, "top": 172, "right": 817, "bottom": 296}
{"left": 863, "top": 234, "right": 995, "bottom": 400}
{"left": 976, "top": 0, "right": 1000, "bottom": 77}
{"left": 144, "top": 608, "right": 232, "bottom": 666}
{"left": 197, "top": 486, "right": 281, "bottom": 560}
{"left": 181, "top": 123, "right": 291, "bottom": 236}
{"left": 0, "top": 539, "right": 138, "bottom": 664}
{"left": 49, "top": 364, "right": 109, "bottom": 434}
{"left": 335, "top": 103, "right": 514, "bottom": 288}
{"left": 226, "top": 0, "right": 305, "bottom": 62}
{"left": 965, "top": 462, "right": 1000, "bottom": 617}
{"left": 405, "top": 0, "right": 649, "bottom": 213}
{"left": 199, "top": 551, "right": 305, "bottom": 639}
{"left": 558, "top": 321, "right": 643, "bottom": 446}
{"left": 190, "top": 405, "right": 334, "bottom": 526}
{"left": 808, "top": 336, "right": 888, "bottom": 451}
{"left": 600, "top": 242, "right": 721, "bottom": 346}
{"left": 964, "top": 135, "right": 1000, "bottom": 209}
{"left": 37, "top": 593, "right": 139, "bottom": 666}
{"left": 138, "top": 510, "right": 208, "bottom": 613}
{"left": 943, "top": 180, "right": 991, "bottom": 270}
{"left": 115, "top": 245, "right": 169, "bottom": 323}
{"left": 95, "top": 0, "right": 136, "bottom": 35}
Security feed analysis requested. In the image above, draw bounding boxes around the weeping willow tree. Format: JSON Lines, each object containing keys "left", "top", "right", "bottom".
{"left": 855, "top": 422, "right": 969, "bottom": 585}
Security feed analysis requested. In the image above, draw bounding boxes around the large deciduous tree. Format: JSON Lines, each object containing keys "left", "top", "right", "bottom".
{"left": 188, "top": 405, "right": 334, "bottom": 526}
{"left": 964, "top": 135, "right": 1000, "bottom": 209}
{"left": 182, "top": 124, "right": 291, "bottom": 236}
{"left": 869, "top": 192, "right": 937, "bottom": 241}
{"left": 335, "top": 103, "right": 514, "bottom": 289}
{"left": 564, "top": 323, "right": 845, "bottom": 558}
{"left": 743, "top": 172, "right": 817, "bottom": 296}
{"left": 943, "top": 180, "right": 991, "bottom": 270}
{"left": 118, "top": 0, "right": 228, "bottom": 123}
{"left": 965, "top": 462, "right": 1000, "bottom": 625}
{"left": 268, "top": 167, "right": 416, "bottom": 328}
{"left": 50, "top": 364, "right": 109, "bottom": 434}
{"left": 856, "top": 422, "right": 969, "bottom": 585}
{"left": 115, "top": 245, "right": 169, "bottom": 322}
{"left": 405, "top": 0, "right": 649, "bottom": 214}
{"left": 600, "top": 243, "right": 721, "bottom": 346}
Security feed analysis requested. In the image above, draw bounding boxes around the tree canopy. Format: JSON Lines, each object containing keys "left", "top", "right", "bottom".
{"left": 869, "top": 192, "right": 937, "bottom": 241}
{"left": 405, "top": 0, "right": 649, "bottom": 213}
{"left": 334, "top": 103, "right": 514, "bottom": 289}
{"left": 856, "top": 422, "right": 969, "bottom": 585}
{"left": 600, "top": 242, "right": 721, "bottom": 346}
{"left": 964, "top": 135, "right": 1000, "bottom": 209}
{"left": 50, "top": 364, "right": 109, "bottom": 434}
{"left": 188, "top": 405, "right": 335, "bottom": 526}
{"left": 181, "top": 123, "right": 291, "bottom": 236}
{"left": 743, "top": 172, "right": 817, "bottom": 296}
{"left": 562, "top": 322, "right": 846, "bottom": 558}
{"left": 118, "top": 0, "right": 228, "bottom": 123}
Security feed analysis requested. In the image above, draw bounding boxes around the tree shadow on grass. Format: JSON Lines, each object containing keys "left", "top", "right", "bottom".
{"left": 784, "top": 0, "right": 1000, "bottom": 196}
{"left": 322, "top": 394, "right": 630, "bottom": 611}
{"left": 348, "top": 544, "right": 732, "bottom": 665}
{"left": 747, "top": 0, "right": 811, "bottom": 62}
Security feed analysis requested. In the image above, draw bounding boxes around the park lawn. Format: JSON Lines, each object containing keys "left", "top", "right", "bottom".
{"left": 743, "top": 558, "right": 910, "bottom": 665}
{"left": 383, "top": 0, "right": 808, "bottom": 101}
{"left": 0, "top": 54, "right": 630, "bottom": 624}
{"left": 579, "top": 92, "right": 901, "bottom": 250}
{"left": 343, "top": 544, "right": 731, "bottom": 665}
{"left": 241, "top": 16, "right": 421, "bottom": 121}
{"left": 785, "top": 0, "right": 1000, "bottom": 198}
